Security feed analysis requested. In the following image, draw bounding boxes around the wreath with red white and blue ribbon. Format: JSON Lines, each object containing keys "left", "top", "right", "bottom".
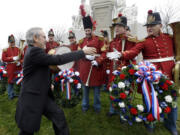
{"left": 109, "top": 61, "right": 178, "bottom": 125}
{"left": 53, "top": 68, "right": 82, "bottom": 108}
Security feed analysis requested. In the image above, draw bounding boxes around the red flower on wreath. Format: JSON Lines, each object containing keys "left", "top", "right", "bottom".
{"left": 2, "top": 74, "right": 7, "bottom": 78}
{"left": 161, "top": 83, "right": 168, "bottom": 91}
{"left": 111, "top": 75, "right": 115, "bottom": 82}
{"left": 147, "top": 113, "right": 155, "bottom": 122}
{"left": 74, "top": 80, "right": 79, "bottom": 84}
{"left": 165, "top": 80, "right": 173, "bottom": 86}
{"left": 130, "top": 108, "right": 138, "bottom": 115}
{"left": 128, "top": 69, "right": 136, "bottom": 75}
{"left": 110, "top": 95, "right": 115, "bottom": 101}
{"left": 120, "top": 93, "right": 127, "bottom": 99}
{"left": 164, "top": 106, "right": 171, "bottom": 114}
{"left": 120, "top": 74, "right": 125, "bottom": 80}
{"left": 55, "top": 77, "right": 60, "bottom": 82}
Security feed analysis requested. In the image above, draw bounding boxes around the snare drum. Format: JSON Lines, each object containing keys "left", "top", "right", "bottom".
{"left": 48, "top": 46, "right": 74, "bottom": 71}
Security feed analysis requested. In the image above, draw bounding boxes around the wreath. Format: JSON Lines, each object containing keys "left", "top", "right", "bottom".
{"left": 0, "top": 66, "right": 7, "bottom": 80}
{"left": 0, "top": 66, "right": 7, "bottom": 94}
{"left": 109, "top": 61, "right": 178, "bottom": 125}
{"left": 53, "top": 68, "right": 82, "bottom": 108}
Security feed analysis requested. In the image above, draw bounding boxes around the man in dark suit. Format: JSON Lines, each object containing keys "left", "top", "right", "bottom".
{"left": 15, "top": 27, "right": 96, "bottom": 135}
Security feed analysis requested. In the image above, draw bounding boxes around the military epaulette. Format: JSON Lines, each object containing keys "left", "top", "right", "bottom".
{"left": 78, "top": 39, "right": 84, "bottom": 44}
{"left": 136, "top": 39, "right": 145, "bottom": 43}
{"left": 77, "top": 46, "right": 81, "bottom": 50}
{"left": 101, "top": 44, "right": 108, "bottom": 52}
{"left": 98, "top": 36, "right": 104, "bottom": 41}
{"left": 3, "top": 48, "right": 7, "bottom": 52}
{"left": 127, "top": 36, "right": 138, "bottom": 43}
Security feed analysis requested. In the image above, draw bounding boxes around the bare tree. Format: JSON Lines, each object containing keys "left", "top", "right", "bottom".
{"left": 14, "top": 32, "right": 26, "bottom": 48}
{"left": 155, "top": 0, "right": 180, "bottom": 34}
{"left": 46, "top": 26, "right": 66, "bottom": 43}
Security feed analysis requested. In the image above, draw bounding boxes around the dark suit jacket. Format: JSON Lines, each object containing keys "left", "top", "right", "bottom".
{"left": 15, "top": 45, "right": 85, "bottom": 132}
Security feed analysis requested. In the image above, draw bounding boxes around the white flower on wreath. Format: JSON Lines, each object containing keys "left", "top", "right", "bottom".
{"left": 58, "top": 71, "right": 63, "bottom": 76}
{"left": 134, "top": 65, "right": 139, "bottom": 70}
{"left": 77, "top": 83, "right": 81, "bottom": 89}
{"left": 112, "top": 70, "right": 119, "bottom": 75}
{"left": 75, "top": 71, "right": 80, "bottom": 76}
{"left": 124, "top": 80, "right": 130, "bottom": 87}
{"left": 165, "top": 95, "right": 173, "bottom": 103}
{"left": 159, "top": 107, "right": 162, "bottom": 114}
{"left": 121, "top": 66, "right": 127, "bottom": 70}
{"left": 118, "top": 82, "right": 125, "bottom": 89}
{"left": 3, "top": 70, "right": 7, "bottom": 74}
{"left": 137, "top": 104, "right": 144, "bottom": 112}
{"left": 125, "top": 90, "right": 129, "bottom": 95}
{"left": 135, "top": 117, "right": 142, "bottom": 122}
{"left": 120, "top": 115, "right": 127, "bottom": 121}
{"left": 109, "top": 87, "right": 113, "bottom": 92}
{"left": 118, "top": 102, "right": 125, "bottom": 108}
{"left": 69, "top": 78, "right": 74, "bottom": 83}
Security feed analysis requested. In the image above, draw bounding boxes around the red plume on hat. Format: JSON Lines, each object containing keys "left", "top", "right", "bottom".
{"left": 69, "top": 30, "right": 72, "bottom": 33}
{"left": 148, "top": 10, "right": 153, "bottom": 14}
{"left": 93, "top": 20, "right": 97, "bottom": 31}
{"left": 80, "top": 4, "right": 86, "bottom": 17}
{"left": 118, "top": 13, "right": 122, "bottom": 17}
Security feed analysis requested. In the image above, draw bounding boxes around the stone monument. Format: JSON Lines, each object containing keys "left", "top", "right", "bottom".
{"left": 90, "top": 0, "right": 115, "bottom": 38}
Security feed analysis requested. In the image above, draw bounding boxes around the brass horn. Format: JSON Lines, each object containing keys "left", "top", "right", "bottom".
{"left": 19, "top": 39, "right": 25, "bottom": 53}
{"left": 169, "top": 21, "right": 180, "bottom": 95}
{"left": 110, "top": 26, "right": 114, "bottom": 40}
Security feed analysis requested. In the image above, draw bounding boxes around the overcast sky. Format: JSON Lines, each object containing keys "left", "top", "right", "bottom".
{"left": 0, "top": 0, "right": 180, "bottom": 50}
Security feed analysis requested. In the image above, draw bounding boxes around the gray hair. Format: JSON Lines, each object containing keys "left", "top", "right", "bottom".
{"left": 26, "top": 27, "right": 42, "bottom": 45}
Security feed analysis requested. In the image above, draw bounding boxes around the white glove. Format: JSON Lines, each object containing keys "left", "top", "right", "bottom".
{"left": 91, "top": 60, "right": 98, "bottom": 66}
{"left": 106, "top": 70, "right": 110, "bottom": 74}
{"left": 13, "top": 56, "right": 20, "bottom": 61}
{"left": 85, "top": 55, "right": 95, "bottom": 61}
{"left": 106, "top": 51, "right": 121, "bottom": 60}
{"left": 16, "top": 62, "right": 21, "bottom": 66}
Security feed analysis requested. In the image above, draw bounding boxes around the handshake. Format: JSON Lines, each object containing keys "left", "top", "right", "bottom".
{"left": 82, "top": 46, "right": 98, "bottom": 66}
{"left": 106, "top": 48, "right": 122, "bottom": 60}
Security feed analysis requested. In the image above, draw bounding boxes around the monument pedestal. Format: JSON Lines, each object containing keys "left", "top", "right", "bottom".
{"left": 90, "top": 0, "right": 115, "bottom": 39}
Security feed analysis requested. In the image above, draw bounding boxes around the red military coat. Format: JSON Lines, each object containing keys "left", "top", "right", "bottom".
{"left": 122, "top": 33, "right": 175, "bottom": 80}
{"left": 69, "top": 42, "right": 80, "bottom": 71}
{"left": 45, "top": 41, "right": 60, "bottom": 53}
{"left": 78, "top": 35, "right": 106, "bottom": 86}
{"left": 107, "top": 35, "right": 136, "bottom": 86}
{"left": 2, "top": 46, "right": 22, "bottom": 83}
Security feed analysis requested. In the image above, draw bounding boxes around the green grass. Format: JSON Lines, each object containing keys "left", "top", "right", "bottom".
{"left": 0, "top": 91, "right": 179, "bottom": 135}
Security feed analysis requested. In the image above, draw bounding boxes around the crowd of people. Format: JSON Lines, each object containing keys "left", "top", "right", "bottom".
{"left": 0, "top": 5, "right": 178, "bottom": 135}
